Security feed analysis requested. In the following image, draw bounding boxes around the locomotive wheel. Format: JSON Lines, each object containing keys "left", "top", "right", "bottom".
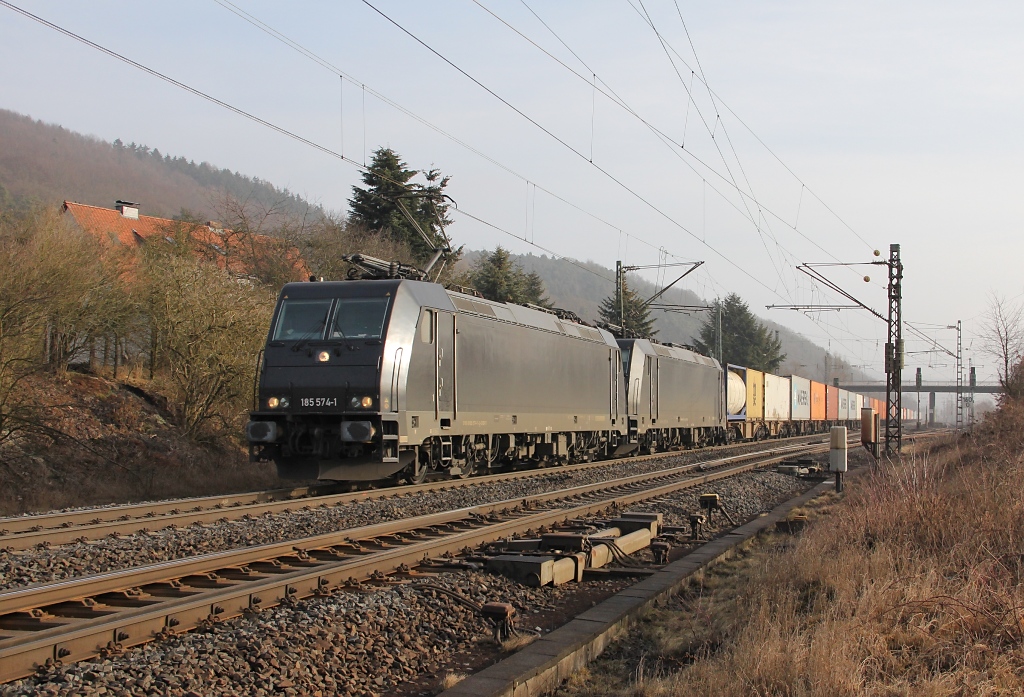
{"left": 402, "top": 459, "right": 427, "bottom": 485}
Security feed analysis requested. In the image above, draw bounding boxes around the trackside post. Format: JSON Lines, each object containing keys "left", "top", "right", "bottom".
{"left": 830, "top": 426, "right": 848, "bottom": 492}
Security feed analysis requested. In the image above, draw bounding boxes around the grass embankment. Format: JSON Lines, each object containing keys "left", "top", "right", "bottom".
{"left": 0, "top": 371, "right": 284, "bottom": 515}
{"left": 559, "top": 408, "right": 1024, "bottom": 696}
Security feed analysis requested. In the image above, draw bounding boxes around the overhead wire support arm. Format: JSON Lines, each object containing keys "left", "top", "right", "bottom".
{"left": 767, "top": 249, "right": 904, "bottom": 457}
{"left": 613, "top": 260, "right": 703, "bottom": 340}
{"left": 794, "top": 264, "right": 887, "bottom": 322}
{"left": 640, "top": 261, "right": 704, "bottom": 308}
{"left": 765, "top": 304, "right": 864, "bottom": 312}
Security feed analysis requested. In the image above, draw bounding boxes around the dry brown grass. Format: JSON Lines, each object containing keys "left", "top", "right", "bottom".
{"left": 437, "top": 671, "right": 468, "bottom": 692}
{"left": 500, "top": 631, "right": 539, "bottom": 652}
{"left": 558, "top": 405, "right": 1024, "bottom": 697}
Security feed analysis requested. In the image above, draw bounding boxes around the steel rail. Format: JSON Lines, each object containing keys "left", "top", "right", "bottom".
{"left": 0, "top": 440, "right": 816, "bottom": 615}
{"left": 0, "top": 435, "right": 829, "bottom": 552}
{"left": 0, "top": 482, "right": 352, "bottom": 536}
{"left": 0, "top": 441, "right": 828, "bottom": 682}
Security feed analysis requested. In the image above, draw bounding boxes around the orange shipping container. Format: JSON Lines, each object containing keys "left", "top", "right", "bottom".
{"left": 826, "top": 385, "right": 840, "bottom": 420}
{"left": 810, "top": 380, "right": 826, "bottom": 421}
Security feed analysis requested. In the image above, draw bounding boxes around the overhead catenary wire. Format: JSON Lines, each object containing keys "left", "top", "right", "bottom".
{"left": 656, "top": 18, "right": 875, "bottom": 252}
{"left": 224, "top": 0, "right": 878, "bottom": 340}
{"left": 7, "top": 0, "right": 886, "bottom": 368}
{"left": 0, "top": 0, "right": 614, "bottom": 290}
{"left": 210, "top": 0, "right": 676, "bottom": 265}
{"left": 361, "top": 0, "right": 794, "bottom": 303}
{"left": 494, "top": 0, "right": 870, "bottom": 271}
{"left": 516, "top": 0, "right": 868, "bottom": 356}
{"left": 477, "top": 0, "right": 892, "bottom": 354}
{"left": 633, "top": 0, "right": 801, "bottom": 302}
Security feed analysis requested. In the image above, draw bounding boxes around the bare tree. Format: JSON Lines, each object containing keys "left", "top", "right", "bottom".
{"left": 141, "top": 253, "right": 275, "bottom": 440}
{"left": 207, "top": 190, "right": 312, "bottom": 287}
{"left": 980, "top": 293, "right": 1024, "bottom": 399}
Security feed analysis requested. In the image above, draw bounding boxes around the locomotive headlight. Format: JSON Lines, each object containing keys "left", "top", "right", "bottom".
{"left": 360, "top": 396, "right": 373, "bottom": 408}
{"left": 349, "top": 396, "right": 373, "bottom": 409}
{"left": 267, "top": 397, "right": 280, "bottom": 409}
{"left": 279, "top": 397, "right": 290, "bottom": 408}
{"left": 317, "top": 350, "right": 330, "bottom": 363}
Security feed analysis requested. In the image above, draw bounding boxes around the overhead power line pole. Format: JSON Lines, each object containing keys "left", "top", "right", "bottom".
{"left": 884, "top": 244, "right": 903, "bottom": 456}
{"left": 613, "top": 259, "right": 703, "bottom": 339}
{"left": 616, "top": 261, "right": 624, "bottom": 334}
{"left": 716, "top": 302, "right": 723, "bottom": 366}
{"left": 955, "top": 320, "right": 963, "bottom": 431}
{"left": 767, "top": 243, "right": 908, "bottom": 456}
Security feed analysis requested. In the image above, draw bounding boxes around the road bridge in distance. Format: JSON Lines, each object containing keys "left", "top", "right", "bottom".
{"left": 842, "top": 383, "right": 1002, "bottom": 394}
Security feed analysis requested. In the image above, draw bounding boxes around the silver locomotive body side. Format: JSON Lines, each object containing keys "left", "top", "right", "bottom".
{"left": 392, "top": 291, "right": 630, "bottom": 480}
{"left": 618, "top": 339, "right": 725, "bottom": 450}
{"left": 248, "top": 279, "right": 630, "bottom": 482}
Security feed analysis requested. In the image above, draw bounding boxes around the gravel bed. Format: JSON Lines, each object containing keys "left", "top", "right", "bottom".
{"left": 1, "top": 570, "right": 630, "bottom": 697}
{"left": 0, "top": 442, "right": 816, "bottom": 592}
{"left": 1, "top": 456, "right": 825, "bottom": 697}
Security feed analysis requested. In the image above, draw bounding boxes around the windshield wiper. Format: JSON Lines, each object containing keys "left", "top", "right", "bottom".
{"left": 291, "top": 320, "right": 327, "bottom": 352}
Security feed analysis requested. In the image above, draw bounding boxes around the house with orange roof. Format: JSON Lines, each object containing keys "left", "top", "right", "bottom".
{"left": 62, "top": 200, "right": 311, "bottom": 284}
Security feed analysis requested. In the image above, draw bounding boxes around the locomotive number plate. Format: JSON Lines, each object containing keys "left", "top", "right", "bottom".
{"left": 299, "top": 397, "right": 338, "bottom": 408}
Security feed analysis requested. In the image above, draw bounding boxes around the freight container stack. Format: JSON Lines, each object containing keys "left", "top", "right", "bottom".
{"left": 763, "top": 374, "right": 792, "bottom": 435}
{"left": 789, "top": 375, "right": 811, "bottom": 432}
{"left": 725, "top": 365, "right": 868, "bottom": 441}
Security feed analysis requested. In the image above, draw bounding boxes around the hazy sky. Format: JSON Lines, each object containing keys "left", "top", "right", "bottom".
{"left": 2, "top": 0, "right": 1022, "bottom": 385}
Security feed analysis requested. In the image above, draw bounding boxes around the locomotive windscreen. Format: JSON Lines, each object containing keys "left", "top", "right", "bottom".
{"left": 330, "top": 297, "right": 390, "bottom": 339}
{"left": 272, "top": 297, "right": 390, "bottom": 341}
{"left": 273, "top": 299, "right": 332, "bottom": 341}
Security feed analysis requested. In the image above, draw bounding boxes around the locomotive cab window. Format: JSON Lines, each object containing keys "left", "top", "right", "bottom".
{"left": 273, "top": 299, "right": 333, "bottom": 341}
{"left": 330, "top": 297, "right": 390, "bottom": 339}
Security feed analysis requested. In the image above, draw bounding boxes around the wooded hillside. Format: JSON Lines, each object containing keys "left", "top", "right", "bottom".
{"left": 0, "top": 108, "right": 317, "bottom": 220}
{"left": 0, "top": 107, "right": 870, "bottom": 385}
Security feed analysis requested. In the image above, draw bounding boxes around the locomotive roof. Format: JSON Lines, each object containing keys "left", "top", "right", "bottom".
{"left": 446, "top": 290, "right": 613, "bottom": 345}
{"left": 620, "top": 337, "right": 722, "bottom": 370}
{"left": 279, "top": 279, "right": 404, "bottom": 297}
{"left": 277, "top": 279, "right": 616, "bottom": 345}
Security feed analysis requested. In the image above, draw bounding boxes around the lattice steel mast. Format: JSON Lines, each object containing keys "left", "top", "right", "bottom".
{"left": 884, "top": 244, "right": 903, "bottom": 456}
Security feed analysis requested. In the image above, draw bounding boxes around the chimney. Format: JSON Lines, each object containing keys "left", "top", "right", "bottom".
{"left": 115, "top": 200, "right": 139, "bottom": 220}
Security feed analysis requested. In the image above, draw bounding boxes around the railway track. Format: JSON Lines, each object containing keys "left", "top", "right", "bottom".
{"left": 0, "top": 435, "right": 831, "bottom": 552}
{"left": 0, "top": 439, "right": 830, "bottom": 682}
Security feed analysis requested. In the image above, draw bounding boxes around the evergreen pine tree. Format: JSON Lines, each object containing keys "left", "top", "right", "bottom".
{"left": 694, "top": 293, "right": 785, "bottom": 370}
{"left": 469, "top": 247, "right": 552, "bottom": 306}
{"left": 598, "top": 279, "right": 657, "bottom": 337}
{"left": 347, "top": 147, "right": 451, "bottom": 264}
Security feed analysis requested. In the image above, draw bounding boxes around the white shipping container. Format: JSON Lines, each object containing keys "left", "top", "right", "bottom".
{"left": 789, "top": 375, "right": 811, "bottom": 421}
{"left": 764, "top": 374, "right": 792, "bottom": 421}
{"left": 838, "top": 389, "right": 850, "bottom": 421}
